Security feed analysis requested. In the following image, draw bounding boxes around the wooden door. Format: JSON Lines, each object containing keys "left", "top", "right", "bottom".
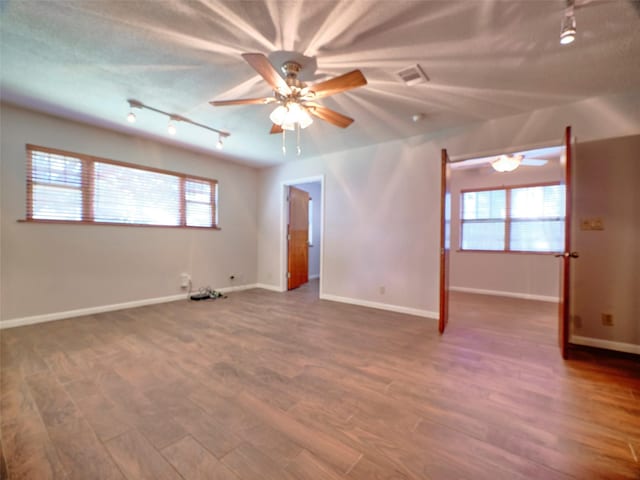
{"left": 439, "top": 149, "right": 452, "bottom": 333}
{"left": 558, "top": 126, "right": 577, "bottom": 359}
{"left": 287, "top": 186, "right": 309, "bottom": 290}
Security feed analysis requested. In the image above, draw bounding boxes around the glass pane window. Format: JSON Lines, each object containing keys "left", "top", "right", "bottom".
{"left": 186, "top": 202, "right": 212, "bottom": 227}
{"left": 185, "top": 179, "right": 214, "bottom": 227}
{"left": 461, "top": 221, "right": 505, "bottom": 250}
{"left": 510, "top": 220, "right": 564, "bottom": 252}
{"left": 511, "top": 185, "right": 565, "bottom": 218}
{"left": 26, "top": 145, "right": 218, "bottom": 229}
{"left": 94, "top": 163, "right": 181, "bottom": 225}
{"left": 186, "top": 180, "right": 211, "bottom": 203}
{"left": 31, "top": 152, "right": 82, "bottom": 187}
{"left": 32, "top": 185, "right": 82, "bottom": 220}
{"left": 460, "top": 183, "right": 565, "bottom": 253}
{"left": 462, "top": 189, "right": 506, "bottom": 220}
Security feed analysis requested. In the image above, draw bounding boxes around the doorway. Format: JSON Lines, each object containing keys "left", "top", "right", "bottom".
{"left": 280, "top": 176, "right": 324, "bottom": 294}
{"left": 441, "top": 142, "right": 569, "bottom": 346}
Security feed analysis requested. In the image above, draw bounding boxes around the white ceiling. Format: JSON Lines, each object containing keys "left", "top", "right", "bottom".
{"left": 1, "top": 0, "right": 639, "bottom": 167}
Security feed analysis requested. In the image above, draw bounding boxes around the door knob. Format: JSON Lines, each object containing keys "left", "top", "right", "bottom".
{"left": 555, "top": 252, "right": 580, "bottom": 258}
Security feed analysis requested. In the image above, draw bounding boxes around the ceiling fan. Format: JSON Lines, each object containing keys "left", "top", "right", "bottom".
{"left": 450, "top": 153, "right": 551, "bottom": 172}
{"left": 210, "top": 53, "right": 367, "bottom": 134}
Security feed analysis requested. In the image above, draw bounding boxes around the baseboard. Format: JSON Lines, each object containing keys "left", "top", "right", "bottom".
{"left": 0, "top": 293, "right": 187, "bottom": 330}
{"left": 571, "top": 335, "right": 640, "bottom": 355}
{"left": 450, "top": 286, "right": 558, "bottom": 303}
{"left": 253, "top": 283, "right": 285, "bottom": 293}
{"left": 319, "top": 293, "right": 438, "bottom": 320}
{"left": 309, "top": 274, "right": 320, "bottom": 280}
{"left": 0, "top": 283, "right": 259, "bottom": 330}
{"left": 217, "top": 283, "right": 261, "bottom": 294}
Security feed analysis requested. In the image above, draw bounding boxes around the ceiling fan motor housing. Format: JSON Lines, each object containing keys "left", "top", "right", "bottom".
{"left": 282, "top": 61, "right": 304, "bottom": 89}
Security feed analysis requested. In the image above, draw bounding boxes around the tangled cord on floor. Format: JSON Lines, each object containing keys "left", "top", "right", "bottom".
{"left": 187, "top": 281, "right": 227, "bottom": 301}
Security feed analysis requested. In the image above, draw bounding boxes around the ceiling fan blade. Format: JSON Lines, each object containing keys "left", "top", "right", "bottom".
{"left": 241, "top": 53, "right": 291, "bottom": 95}
{"left": 210, "top": 97, "right": 274, "bottom": 107}
{"left": 270, "top": 123, "right": 283, "bottom": 134}
{"left": 308, "top": 70, "right": 367, "bottom": 99}
{"left": 306, "top": 104, "right": 354, "bottom": 128}
{"left": 521, "top": 158, "right": 548, "bottom": 166}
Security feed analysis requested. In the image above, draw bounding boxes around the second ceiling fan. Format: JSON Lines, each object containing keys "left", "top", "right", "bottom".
{"left": 210, "top": 53, "right": 367, "bottom": 134}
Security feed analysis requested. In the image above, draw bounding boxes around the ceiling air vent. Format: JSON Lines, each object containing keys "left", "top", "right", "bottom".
{"left": 396, "top": 64, "right": 429, "bottom": 86}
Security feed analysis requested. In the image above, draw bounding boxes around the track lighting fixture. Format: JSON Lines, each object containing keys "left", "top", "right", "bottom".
{"left": 560, "top": 0, "right": 576, "bottom": 45}
{"left": 125, "top": 99, "right": 230, "bottom": 150}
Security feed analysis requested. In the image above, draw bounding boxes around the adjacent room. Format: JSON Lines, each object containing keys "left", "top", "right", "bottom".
{"left": 1, "top": 1, "right": 639, "bottom": 479}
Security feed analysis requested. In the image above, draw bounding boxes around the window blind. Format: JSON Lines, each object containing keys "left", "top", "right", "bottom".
{"left": 460, "top": 183, "right": 564, "bottom": 253}
{"left": 26, "top": 145, "right": 218, "bottom": 229}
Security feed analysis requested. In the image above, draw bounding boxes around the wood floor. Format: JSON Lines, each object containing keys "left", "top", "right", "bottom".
{"left": 1, "top": 282, "right": 639, "bottom": 479}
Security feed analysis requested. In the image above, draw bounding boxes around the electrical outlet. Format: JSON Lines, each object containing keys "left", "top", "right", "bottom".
{"left": 601, "top": 313, "right": 614, "bottom": 326}
{"left": 180, "top": 273, "right": 191, "bottom": 289}
{"left": 580, "top": 217, "right": 605, "bottom": 231}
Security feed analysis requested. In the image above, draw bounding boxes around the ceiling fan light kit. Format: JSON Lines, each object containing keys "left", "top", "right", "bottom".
{"left": 210, "top": 52, "right": 367, "bottom": 155}
{"left": 491, "top": 154, "right": 523, "bottom": 172}
{"left": 269, "top": 102, "right": 313, "bottom": 130}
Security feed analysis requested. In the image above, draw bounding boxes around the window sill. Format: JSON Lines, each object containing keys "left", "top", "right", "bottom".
{"left": 18, "top": 219, "right": 221, "bottom": 230}
{"left": 456, "top": 249, "right": 559, "bottom": 256}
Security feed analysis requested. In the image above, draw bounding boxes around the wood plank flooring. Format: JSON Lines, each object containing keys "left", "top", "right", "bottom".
{"left": 1, "top": 282, "right": 639, "bottom": 479}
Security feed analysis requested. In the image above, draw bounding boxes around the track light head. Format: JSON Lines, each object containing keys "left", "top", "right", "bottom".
{"left": 560, "top": 0, "right": 576, "bottom": 45}
{"left": 216, "top": 134, "right": 224, "bottom": 150}
{"left": 167, "top": 121, "right": 177, "bottom": 135}
{"left": 126, "top": 99, "right": 142, "bottom": 123}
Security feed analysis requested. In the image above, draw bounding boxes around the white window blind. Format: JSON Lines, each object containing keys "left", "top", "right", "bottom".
{"left": 460, "top": 183, "right": 564, "bottom": 253}
{"left": 26, "top": 145, "right": 218, "bottom": 229}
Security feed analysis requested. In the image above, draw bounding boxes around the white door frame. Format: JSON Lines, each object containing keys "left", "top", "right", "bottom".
{"left": 280, "top": 175, "right": 325, "bottom": 293}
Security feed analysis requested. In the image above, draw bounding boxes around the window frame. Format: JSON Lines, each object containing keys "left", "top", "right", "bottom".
{"left": 23, "top": 144, "right": 220, "bottom": 229}
{"left": 459, "top": 181, "right": 564, "bottom": 254}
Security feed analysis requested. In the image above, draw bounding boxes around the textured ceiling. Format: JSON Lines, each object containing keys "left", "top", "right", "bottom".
{"left": 1, "top": 0, "right": 639, "bottom": 167}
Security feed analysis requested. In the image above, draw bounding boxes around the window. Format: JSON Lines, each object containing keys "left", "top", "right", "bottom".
{"left": 26, "top": 145, "right": 218, "bottom": 228}
{"left": 460, "top": 183, "right": 564, "bottom": 252}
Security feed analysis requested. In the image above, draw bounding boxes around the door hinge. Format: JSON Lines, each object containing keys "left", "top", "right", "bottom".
{"left": 287, "top": 234, "right": 291, "bottom": 241}
{"left": 287, "top": 272, "right": 291, "bottom": 278}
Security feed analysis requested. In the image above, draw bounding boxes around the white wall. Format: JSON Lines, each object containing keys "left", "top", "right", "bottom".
{"left": 258, "top": 140, "right": 441, "bottom": 317}
{"left": 450, "top": 160, "right": 563, "bottom": 301}
{"left": 0, "top": 104, "right": 259, "bottom": 323}
{"left": 257, "top": 91, "right": 640, "bottom": 323}
{"left": 295, "top": 181, "right": 321, "bottom": 279}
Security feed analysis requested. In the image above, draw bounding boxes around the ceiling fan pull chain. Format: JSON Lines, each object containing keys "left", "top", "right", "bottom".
{"left": 297, "top": 123, "right": 302, "bottom": 156}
